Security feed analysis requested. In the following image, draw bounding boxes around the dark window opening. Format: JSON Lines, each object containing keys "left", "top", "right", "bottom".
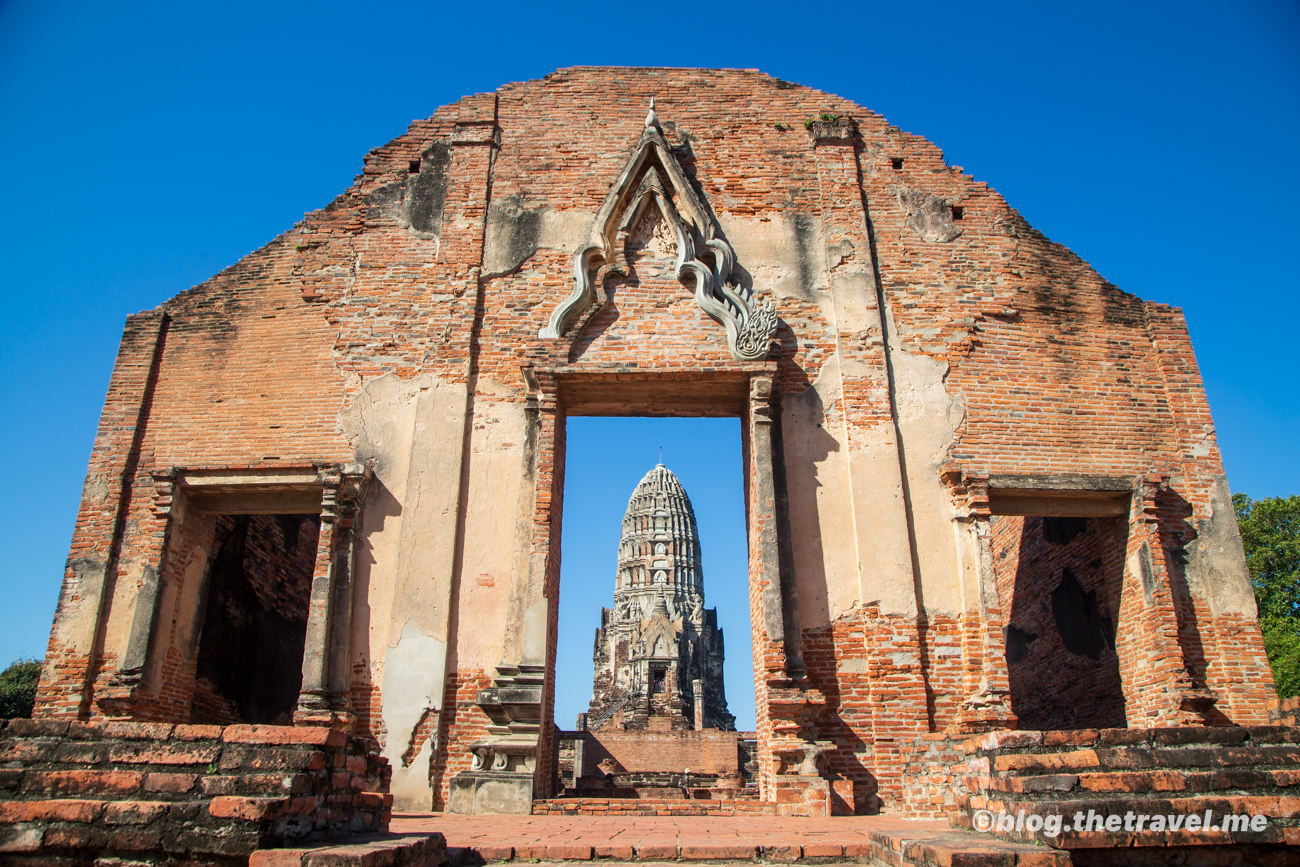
{"left": 951, "top": 205, "right": 964, "bottom": 220}
{"left": 191, "top": 513, "right": 319, "bottom": 725}
{"left": 891, "top": 157, "right": 904, "bottom": 169}
{"left": 408, "top": 159, "right": 421, "bottom": 174}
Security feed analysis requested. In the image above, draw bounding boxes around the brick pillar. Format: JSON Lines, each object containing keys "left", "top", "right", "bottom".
{"left": 1144, "top": 303, "right": 1275, "bottom": 724}
{"left": 93, "top": 471, "right": 178, "bottom": 719}
{"left": 296, "top": 464, "right": 369, "bottom": 728}
{"left": 450, "top": 369, "right": 556, "bottom": 813}
{"left": 1116, "top": 475, "right": 1217, "bottom": 727}
{"left": 945, "top": 473, "right": 1016, "bottom": 732}
{"left": 810, "top": 117, "right": 930, "bottom": 810}
{"left": 747, "top": 374, "right": 799, "bottom": 684}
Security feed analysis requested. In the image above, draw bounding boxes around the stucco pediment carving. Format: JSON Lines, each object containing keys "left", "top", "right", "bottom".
{"left": 539, "top": 101, "right": 777, "bottom": 361}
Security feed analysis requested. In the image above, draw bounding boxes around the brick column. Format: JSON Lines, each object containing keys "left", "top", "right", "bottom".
{"left": 450, "top": 369, "right": 556, "bottom": 813}
{"left": 947, "top": 474, "right": 1016, "bottom": 731}
{"left": 747, "top": 374, "right": 800, "bottom": 683}
{"left": 1116, "top": 474, "right": 1216, "bottom": 726}
{"left": 93, "top": 471, "right": 179, "bottom": 719}
{"left": 296, "top": 464, "right": 369, "bottom": 728}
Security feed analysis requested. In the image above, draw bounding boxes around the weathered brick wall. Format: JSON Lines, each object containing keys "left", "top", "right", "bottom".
{"left": 1270, "top": 697, "right": 1300, "bottom": 726}
{"left": 34, "top": 67, "right": 1275, "bottom": 814}
{"left": 898, "top": 733, "right": 971, "bottom": 820}
{"left": 0, "top": 720, "right": 390, "bottom": 864}
{"left": 801, "top": 610, "right": 878, "bottom": 813}
{"left": 427, "top": 671, "right": 492, "bottom": 811}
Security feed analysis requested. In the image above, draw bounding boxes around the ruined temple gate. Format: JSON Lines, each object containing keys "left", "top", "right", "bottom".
{"left": 33, "top": 68, "right": 1276, "bottom": 818}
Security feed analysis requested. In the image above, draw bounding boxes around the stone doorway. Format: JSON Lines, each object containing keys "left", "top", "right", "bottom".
{"left": 452, "top": 369, "right": 805, "bottom": 814}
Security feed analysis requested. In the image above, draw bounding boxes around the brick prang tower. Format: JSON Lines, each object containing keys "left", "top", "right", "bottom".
{"left": 587, "top": 464, "right": 734, "bottom": 732}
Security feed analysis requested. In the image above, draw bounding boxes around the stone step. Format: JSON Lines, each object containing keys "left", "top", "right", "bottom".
{"left": 251, "top": 832, "right": 447, "bottom": 867}
{"left": 532, "top": 797, "right": 775, "bottom": 816}
{"left": 0, "top": 721, "right": 393, "bottom": 863}
{"left": 0, "top": 719, "right": 386, "bottom": 802}
{"left": 976, "top": 743, "right": 1300, "bottom": 777}
{"left": 968, "top": 726, "right": 1300, "bottom": 760}
{"left": 980, "top": 767, "right": 1300, "bottom": 798}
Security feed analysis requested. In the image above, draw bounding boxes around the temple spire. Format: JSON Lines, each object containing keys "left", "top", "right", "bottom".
{"left": 588, "top": 463, "right": 733, "bottom": 731}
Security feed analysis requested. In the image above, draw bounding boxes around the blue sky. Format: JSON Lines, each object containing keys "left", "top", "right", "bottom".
{"left": 1, "top": 0, "right": 1297, "bottom": 711}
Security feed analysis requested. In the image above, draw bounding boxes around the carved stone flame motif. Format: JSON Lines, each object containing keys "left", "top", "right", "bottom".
{"left": 540, "top": 101, "right": 777, "bottom": 361}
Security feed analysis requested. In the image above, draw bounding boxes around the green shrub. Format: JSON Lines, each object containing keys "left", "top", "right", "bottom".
{"left": 0, "top": 658, "right": 42, "bottom": 719}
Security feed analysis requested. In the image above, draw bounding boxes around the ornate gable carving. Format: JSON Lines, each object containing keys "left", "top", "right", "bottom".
{"left": 539, "top": 102, "right": 777, "bottom": 361}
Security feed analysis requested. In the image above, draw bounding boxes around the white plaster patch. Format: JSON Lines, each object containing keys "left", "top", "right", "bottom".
{"left": 785, "top": 355, "right": 859, "bottom": 624}
{"left": 379, "top": 620, "right": 447, "bottom": 805}
{"left": 389, "top": 737, "right": 434, "bottom": 811}
{"left": 538, "top": 209, "right": 595, "bottom": 251}
{"left": 838, "top": 658, "right": 870, "bottom": 674}
{"left": 889, "top": 336, "right": 969, "bottom": 616}
{"left": 716, "top": 212, "right": 823, "bottom": 300}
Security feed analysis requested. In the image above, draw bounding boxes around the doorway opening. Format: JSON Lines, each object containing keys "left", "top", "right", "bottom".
{"left": 990, "top": 514, "right": 1128, "bottom": 730}
{"left": 190, "top": 513, "right": 319, "bottom": 724}
{"left": 552, "top": 416, "right": 758, "bottom": 799}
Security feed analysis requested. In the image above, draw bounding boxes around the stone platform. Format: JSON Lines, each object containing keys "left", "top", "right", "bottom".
{"left": 391, "top": 813, "right": 1068, "bottom": 866}
{"left": 258, "top": 810, "right": 1300, "bottom": 867}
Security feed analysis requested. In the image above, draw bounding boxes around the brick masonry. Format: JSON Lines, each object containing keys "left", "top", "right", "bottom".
{"left": 0, "top": 720, "right": 391, "bottom": 864}
{"left": 30, "top": 67, "right": 1278, "bottom": 821}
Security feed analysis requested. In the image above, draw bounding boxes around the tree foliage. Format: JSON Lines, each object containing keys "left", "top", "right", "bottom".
{"left": 0, "top": 658, "right": 42, "bottom": 719}
{"left": 1234, "top": 493, "right": 1300, "bottom": 698}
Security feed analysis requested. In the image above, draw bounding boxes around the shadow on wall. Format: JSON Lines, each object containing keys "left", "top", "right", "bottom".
{"left": 994, "top": 515, "right": 1128, "bottom": 730}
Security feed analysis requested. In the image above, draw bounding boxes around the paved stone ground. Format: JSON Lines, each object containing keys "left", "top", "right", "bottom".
{"left": 389, "top": 813, "right": 1068, "bottom": 865}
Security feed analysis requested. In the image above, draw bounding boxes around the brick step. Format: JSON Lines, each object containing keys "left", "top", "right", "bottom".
{"left": 437, "top": 829, "right": 1068, "bottom": 866}
{"left": 955, "top": 793, "right": 1300, "bottom": 850}
{"left": 981, "top": 767, "right": 1300, "bottom": 798}
{"left": 978, "top": 743, "right": 1300, "bottom": 778}
{"left": 970, "top": 726, "right": 1300, "bottom": 760}
{"left": 0, "top": 719, "right": 384, "bottom": 802}
{"left": 251, "top": 832, "right": 446, "bottom": 867}
{"left": 0, "top": 721, "right": 393, "bottom": 862}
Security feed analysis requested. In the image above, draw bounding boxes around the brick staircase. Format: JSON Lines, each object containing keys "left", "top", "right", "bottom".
{"left": 958, "top": 726, "right": 1300, "bottom": 854}
{"left": 0, "top": 719, "right": 410, "bottom": 865}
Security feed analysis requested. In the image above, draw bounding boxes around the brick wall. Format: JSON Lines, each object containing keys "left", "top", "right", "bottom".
{"left": 801, "top": 610, "right": 879, "bottom": 814}
{"left": 428, "top": 671, "right": 492, "bottom": 811}
{"left": 574, "top": 729, "right": 741, "bottom": 776}
{"left": 0, "top": 720, "right": 390, "bottom": 864}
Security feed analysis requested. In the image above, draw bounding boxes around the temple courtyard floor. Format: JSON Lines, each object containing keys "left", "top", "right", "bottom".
{"left": 387, "top": 812, "right": 1066, "bottom": 865}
